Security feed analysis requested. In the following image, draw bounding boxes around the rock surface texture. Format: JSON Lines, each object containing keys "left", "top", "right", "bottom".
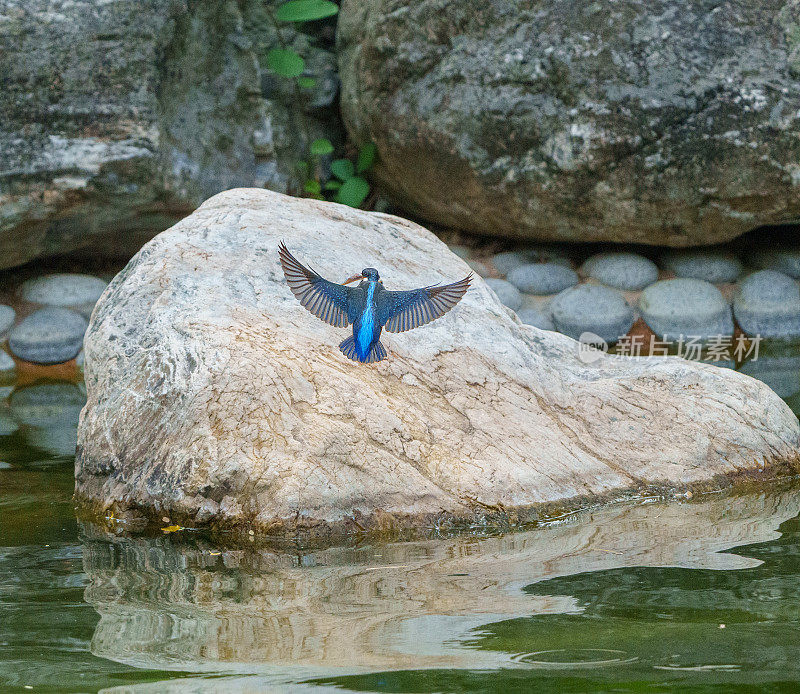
{"left": 0, "top": 0, "right": 341, "bottom": 268}
{"left": 76, "top": 190, "right": 800, "bottom": 535}
{"left": 337, "top": 0, "right": 800, "bottom": 246}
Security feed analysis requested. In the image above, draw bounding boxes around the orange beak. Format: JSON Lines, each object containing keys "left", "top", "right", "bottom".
{"left": 343, "top": 274, "right": 364, "bottom": 285}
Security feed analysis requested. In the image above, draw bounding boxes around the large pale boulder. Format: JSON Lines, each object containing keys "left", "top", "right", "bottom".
{"left": 0, "top": 0, "right": 340, "bottom": 268}
{"left": 338, "top": 0, "right": 800, "bottom": 246}
{"left": 76, "top": 189, "right": 800, "bottom": 535}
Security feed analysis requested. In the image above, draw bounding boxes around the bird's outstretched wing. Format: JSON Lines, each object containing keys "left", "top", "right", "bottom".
{"left": 377, "top": 274, "right": 472, "bottom": 333}
{"left": 279, "top": 242, "right": 354, "bottom": 327}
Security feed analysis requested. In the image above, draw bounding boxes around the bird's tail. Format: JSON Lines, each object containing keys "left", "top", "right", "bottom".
{"left": 339, "top": 336, "right": 387, "bottom": 363}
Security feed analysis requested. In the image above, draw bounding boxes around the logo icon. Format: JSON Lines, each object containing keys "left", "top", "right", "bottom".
{"left": 577, "top": 332, "right": 608, "bottom": 364}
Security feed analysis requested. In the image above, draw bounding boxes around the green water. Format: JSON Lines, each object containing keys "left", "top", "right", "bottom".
{"left": 2, "top": 379, "right": 800, "bottom": 693}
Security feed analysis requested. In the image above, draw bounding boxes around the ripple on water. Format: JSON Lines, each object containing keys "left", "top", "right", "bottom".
{"left": 511, "top": 649, "right": 638, "bottom": 669}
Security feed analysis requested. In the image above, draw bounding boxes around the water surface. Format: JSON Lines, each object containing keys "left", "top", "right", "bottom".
{"left": 1, "top": 375, "right": 800, "bottom": 693}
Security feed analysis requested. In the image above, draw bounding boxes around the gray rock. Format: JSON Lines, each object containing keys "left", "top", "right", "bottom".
{"left": 0, "top": 0, "right": 344, "bottom": 270}
{"left": 783, "top": 387, "right": 800, "bottom": 415}
{"left": 18, "top": 274, "right": 108, "bottom": 316}
{"left": 0, "top": 412, "right": 18, "bottom": 436}
{"left": 8, "top": 308, "right": 87, "bottom": 364}
{"left": 466, "top": 258, "right": 492, "bottom": 277}
{"left": 581, "top": 253, "right": 658, "bottom": 290}
{"left": 748, "top": 249, "right": 800, "bottom": 279}
{"left": 519, "top": 293, "right": 552, "bottom": 311}
{"left": 639, "top": 279, "right": 733, "bottom": 340}
{"left": 76, "top": 350, "right": 85, "bottom": 370}
{"left": 522, "top": 246, "right": 574, "bottom": 267}
{"left": 492, "top": 251, "right": 526, "bottom": 275}
{"left": 734, "top": 270, "right": 800, "bottom": 338}
{"left": 339, "top": 0, "right": 800, "bottom": 246}
{"left": 26, "top": 426, "right": 82, "bottom": 459}
{"left": 75, "top": 189, "right": 800, "bottom": 534}
{"left": 549, "top": 285, "right": 634, "bottom": 343}
{"left": 661, "top": 250, "right": 743, "bottom": 284}
{"left": 507, "top": 263, "right": 578, "bottom": 295}
{"left": 739, "top": 356, "right": 800, "bottom": 400}
{"left": 484, "top": 278, "right": 523, "bottom": 310}
{"left": 0, "top": 351, "right": 15, "bottom": 373}
{"left": 9, "top": 382, "right": 85, "bottom": 429}
{"left": 0, "top": 305, "right": 15, "bottom": 338}
{"left": 10, "top": 382, "right": 85, "bottom": 457}
{"left": 698, "top": 358, "right": 736, "bottom": 371}
{"left": 448, "top": 244, "right": 471, "bottom": 260}
{"left": 372, "top": 196, "right": 393, "bottom": 214}
{"left": 517, "top": 307, "right": 555, "bottom": 331}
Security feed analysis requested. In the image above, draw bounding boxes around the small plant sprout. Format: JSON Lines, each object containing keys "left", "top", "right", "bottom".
{"left": 264, "top": 1, "right": 377, "bottom": 207}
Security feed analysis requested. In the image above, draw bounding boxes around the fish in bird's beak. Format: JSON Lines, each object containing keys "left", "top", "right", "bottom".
{"left": 343, "top": 274, "right": 365, "bottom": 285}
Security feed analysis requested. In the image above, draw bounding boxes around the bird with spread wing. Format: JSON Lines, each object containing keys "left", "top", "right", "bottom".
{"left": 279, "top": 242, "right": 472, "bottom": 363}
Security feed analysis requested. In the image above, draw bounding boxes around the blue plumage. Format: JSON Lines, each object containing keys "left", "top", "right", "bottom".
{"left": 356, "top": 282, "right": 377, "bottom": 359}
{"left": 279, "top": 242, "right": 471, "bottom": 363}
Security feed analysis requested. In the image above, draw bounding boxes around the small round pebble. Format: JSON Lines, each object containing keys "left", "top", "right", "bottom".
{"left": 0, "top": 351, "right": 15, "bottom": 372}
{"left": 484, "top": 278, "right": 523, "bottom": 311}
{"left": 748, "top": 249, "right": 800, "bottom": 278}
{"left": 466, "top": 258, "right": 492, "bottom": 277}
{"left": 8, "top": 308, "right": 87, "bottom": 365}
{"left": 523, "top": 245, "right": 574, "bottom": 267}
{"left": 507, "top": 263, "right": 578, "bottom": 295}
{"left": 0, "top": 413, "right": 18, "bottom": 436}
{"left": 448, "top": 244, "right": 471, "bottom": 259}
{"left": 517, "top": 307, "right": 555, "bottom": 331}
{"left": 739, "top": 356, "right": 800, "bottom": 399}
{"left": 9, "top": 381, "right": 85, "bottom": 427}
{"left": 581, "top": 252, "right": 658, "bottom": 290}
{"left": 733, "top": 270, "right": 800, "bottom": 339}
{"left": 549, "top": 284, "right": 634, "bottom": 343}
{"left": 492, "top": 251, "right": 526, "bottom": 276}
{"left": 17, "top": 273, "right": 107, "bottom": 314}
{"left": 660, "top": 250, "right": 742, "bottom": 284}
{"left": 10, "top": 382, "right": 85, "bottom": 457}
{"left": 0, "top": 305, "right": 15, "bottom": 337}
{"left": 639, "top": 279, "right": 733, "bottom": 340}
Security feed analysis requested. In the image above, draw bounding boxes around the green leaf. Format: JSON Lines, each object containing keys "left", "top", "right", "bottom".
{"left": 356, "top": 143, "right": 377, "bottom": 173}
{"left": 331, "top": 158, "right": 355, "bottom": 181}
{"left": 304, "top": 179, "right": 322, "bottom": 195}
{"left": 295, "top": 160, "right": 310, "bottom": 176}
{"left": 335, "top": 176, "right": 370, "bottom": 208}
{"left": 276, "top": 0, "right": 338, "bottom": 22}
{"left": 310, "top": 138, "right": 334, "bottom": 156}
{"left": 297, "top": 76, "right": 317, "bottom": 88}
{"left": 267, "top": 48, "right": 305, "bottom": 78}
{"left": 323, "top": 179, "right": 342, "bottom": 191}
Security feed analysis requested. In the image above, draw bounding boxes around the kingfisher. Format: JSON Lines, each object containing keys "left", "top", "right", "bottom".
{"left": 279, "top": 242, "right": 472, "bottom": 363}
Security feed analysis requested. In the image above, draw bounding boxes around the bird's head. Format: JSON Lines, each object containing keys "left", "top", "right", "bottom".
{"left": 361, "top": 268, "right": 380, "bottom": 281}
{"left": 344, "top": 267, "right": 381, "bottom": 284}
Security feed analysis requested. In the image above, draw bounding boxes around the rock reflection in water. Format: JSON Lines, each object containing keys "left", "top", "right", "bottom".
{"left": 8, "top": 380, "right": 84, "bottom": 458}
{"left": 83, "top": 487, "right": 800, "bottom": 679}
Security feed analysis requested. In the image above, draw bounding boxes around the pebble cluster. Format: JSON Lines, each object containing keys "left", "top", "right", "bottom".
{"left": 0, "top": 273, "right": 108, "bottom": 373}
{"left": 458, "top": 245, "right": 800, "bottom": 348}
{"left": 462, "top": 243, "right": 800, "bottom": 405}
{"left": 0, "top": 247, "right": 799, "bottom": 401}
